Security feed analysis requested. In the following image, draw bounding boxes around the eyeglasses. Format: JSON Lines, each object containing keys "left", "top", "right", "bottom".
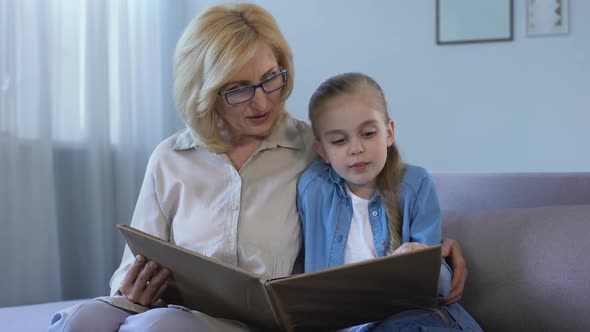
{"left": 218, "top": 69, "right": 288, "bottom": 106}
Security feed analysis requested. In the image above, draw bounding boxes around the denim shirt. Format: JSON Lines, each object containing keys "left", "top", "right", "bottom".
{"left": 297, "top": 160, "right": 483, "bottom": 331}
{"left": 297, "top": 160, "right": 445, "bottom": 271}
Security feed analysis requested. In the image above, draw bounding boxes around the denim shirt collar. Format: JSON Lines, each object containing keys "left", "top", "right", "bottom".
{"left": 326, "top": 165, "right": 382, "bottom": 204}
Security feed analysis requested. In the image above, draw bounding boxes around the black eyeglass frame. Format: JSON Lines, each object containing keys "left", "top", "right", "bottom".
{"left": 218, "top": 69, "right": 288, "bottom": 106}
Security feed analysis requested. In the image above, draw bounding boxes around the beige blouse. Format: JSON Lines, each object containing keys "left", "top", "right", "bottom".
{"left": 110, "top": 116, "right": 316, "bottom": 296}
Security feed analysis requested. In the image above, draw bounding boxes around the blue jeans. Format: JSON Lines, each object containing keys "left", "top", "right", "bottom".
{"left": 347, "top": 308, "right": 461, "bottom": 332}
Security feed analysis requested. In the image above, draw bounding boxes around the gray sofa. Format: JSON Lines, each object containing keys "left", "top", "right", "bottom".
{"left": 434, "top": 172, "right": 590, "bottom": 331}
{"left": 2, "top": 172, "right": 589, "bottom": 331}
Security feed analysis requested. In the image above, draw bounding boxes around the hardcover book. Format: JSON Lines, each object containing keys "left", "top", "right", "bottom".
{"left": 117, "top": 224, "right": 441, "bottom": 332}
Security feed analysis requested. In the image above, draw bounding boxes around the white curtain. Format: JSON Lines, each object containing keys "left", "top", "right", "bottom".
{"left": 0, "top": 0, "right": 185, "bottom": 306}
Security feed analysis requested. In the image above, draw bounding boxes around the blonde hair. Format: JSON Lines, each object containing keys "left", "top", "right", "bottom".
{"left": 173, "top": 3, "right": 294, "bottom": 152}
{"left": 309, "top": 73, "right": 405, "bottom": 254}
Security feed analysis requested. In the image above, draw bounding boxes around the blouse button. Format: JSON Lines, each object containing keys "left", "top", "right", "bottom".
{"left": 231, "top": 204, "right": 238, "bottom": 211}
{"left": 337, "top": 235, "right": 343, "bottom": 243}
{"left": 372, "top": 211, "right": 378, "bottom": 217}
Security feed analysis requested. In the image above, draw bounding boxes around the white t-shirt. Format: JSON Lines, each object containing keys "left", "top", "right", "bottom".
{"left": 343, "top": 185, "right": 378, "bottom": 264}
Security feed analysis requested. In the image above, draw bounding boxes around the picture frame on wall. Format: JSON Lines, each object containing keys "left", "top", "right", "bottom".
{"left": 526, "top": 0, "right": 569, "bottom": 36}
{"left": 436, "top": 0, "right": 513, "bottom": 44}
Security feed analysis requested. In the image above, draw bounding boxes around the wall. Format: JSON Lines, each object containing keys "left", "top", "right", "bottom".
{"left": 182, "top": 0, "right": 589, "bottom": 171}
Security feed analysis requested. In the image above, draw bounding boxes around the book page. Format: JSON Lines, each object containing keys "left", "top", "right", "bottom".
{"left": 267, "top": 245, "right": 441, "bottom": 331}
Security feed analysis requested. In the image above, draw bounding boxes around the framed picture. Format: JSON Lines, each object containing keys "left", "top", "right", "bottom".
{"left": 526, "top": 0, "right": 569, "bottom": 36}
{"left": 436, "top": 0, "right": 513, "bottom": 44}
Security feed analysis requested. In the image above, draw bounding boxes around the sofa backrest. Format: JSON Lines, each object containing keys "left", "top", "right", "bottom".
{"left": 431, "top": 172, "right": 590, "bottom": 331}
{"left": 432, "top": 172, "right": 590, "bottom": 211}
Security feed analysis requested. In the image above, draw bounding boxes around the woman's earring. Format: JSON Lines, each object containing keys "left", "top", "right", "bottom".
{"left": 217, "top": 118, "right": 230, "bottom": 141}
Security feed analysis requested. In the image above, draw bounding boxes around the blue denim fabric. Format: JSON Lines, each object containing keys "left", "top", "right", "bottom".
{"left": 372, "top": 308, "right": 459, "bottom": 331}
{"left": 297, "top": 161, "right": 450, "bottom": 296}
{"left": 297, "top": 160, "right": 482, "bottom": 332}
{"left": 341, "top": 307, "right": 457, "bottom": 332}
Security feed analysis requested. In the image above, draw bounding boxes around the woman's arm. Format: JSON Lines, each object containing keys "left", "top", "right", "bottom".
{"left": 109, "top": 154, "right": 172, "bottom": 305}
{"left": 441, "top": 238, "right": 468, "bottom": 304}
{"left": 405, "top": 171, "right": 469, "bottom": 304}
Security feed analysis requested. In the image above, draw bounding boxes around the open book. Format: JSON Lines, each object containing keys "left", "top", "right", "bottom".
{"left": 118, "top": 224, "right": 442, "bottom": 332}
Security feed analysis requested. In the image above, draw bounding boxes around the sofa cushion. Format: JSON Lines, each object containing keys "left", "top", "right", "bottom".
{"left": 433, "top": 172, "right": 590, "bottom": 211}
{"left": 443, "top": 204, "right": 590, "bottom": 332}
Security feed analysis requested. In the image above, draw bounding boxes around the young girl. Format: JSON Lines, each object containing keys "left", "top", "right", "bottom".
{"left": 297, "top": 73, "right": 482, "bottom": 332}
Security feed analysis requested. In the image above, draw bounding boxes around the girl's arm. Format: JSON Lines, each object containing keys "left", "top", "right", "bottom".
{"left": 439, "top": 260, "right": 452, "bottom": 300}
{"left": 393, "top": 241, "right": 452, "bottom": 300}
{"left": 407, "top": 171, "right": 451, "bottom": 299}
{"left": 407, "top": 172, "right": 442, "bottom": 246}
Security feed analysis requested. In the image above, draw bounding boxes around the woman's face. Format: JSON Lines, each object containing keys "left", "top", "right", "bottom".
{"left": 216, "top": 43, "right": 283, "bottom": 144}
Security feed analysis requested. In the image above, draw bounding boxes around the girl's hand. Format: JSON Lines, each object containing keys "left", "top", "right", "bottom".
{"left": 119, "top": 255, "right": 172, "bottom": 306}
{"left": 392, "top": 242, "right": 428, "bottom": 255}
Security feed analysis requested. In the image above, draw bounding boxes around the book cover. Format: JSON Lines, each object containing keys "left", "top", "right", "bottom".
{"left": 117, "top": 224, "right": 441, "bottom": 331}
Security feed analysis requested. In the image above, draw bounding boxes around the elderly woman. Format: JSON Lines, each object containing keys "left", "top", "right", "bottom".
{"left": 48, "top": 3, "right": 469, "bottom": 331}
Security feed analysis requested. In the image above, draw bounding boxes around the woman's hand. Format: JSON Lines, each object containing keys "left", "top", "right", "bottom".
{"left": 119, "top": 255, "right": 172, "bottom": 306}
{"left": 441, "top": 238, "right": 468, "bottom": 304}
{"left": 392, "top": 242, "right": 428, "bottom": 255}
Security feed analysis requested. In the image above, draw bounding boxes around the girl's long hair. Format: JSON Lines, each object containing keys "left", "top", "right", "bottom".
{"left": 309, "top": 72, "right": 405, "bottom": 254}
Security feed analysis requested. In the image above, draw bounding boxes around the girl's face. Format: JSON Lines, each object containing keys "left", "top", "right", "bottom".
{"left": 216, "top": 43, "right": 283, "bottom": 144}
{"left": 314, "top": 90, "right": 394, "bottom": 199}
